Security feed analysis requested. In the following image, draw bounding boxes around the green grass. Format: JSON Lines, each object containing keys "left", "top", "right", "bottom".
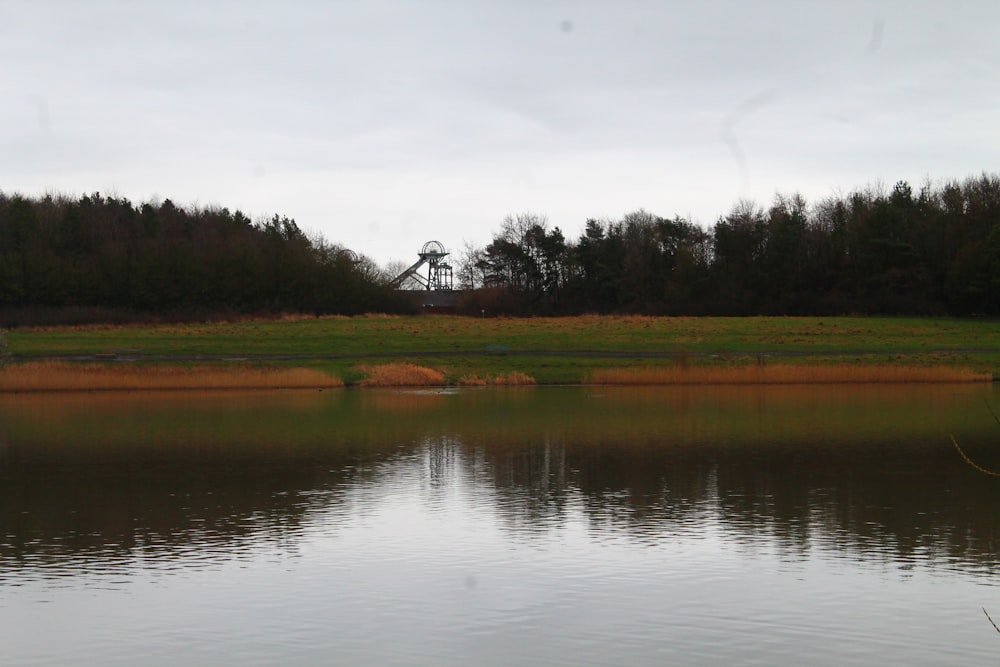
{"left": 6, "top": 315, "right": 1000, "bottom": 385}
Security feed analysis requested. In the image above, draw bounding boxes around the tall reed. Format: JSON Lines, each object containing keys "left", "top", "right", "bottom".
{"left": 0, "top": 362, "right": 343, "bottom": 392}
{"left": 357, "top": 363, "right": 446, "bottom": 387}
{"left": 588, "top": 364, "right": 991, "bottom": 385}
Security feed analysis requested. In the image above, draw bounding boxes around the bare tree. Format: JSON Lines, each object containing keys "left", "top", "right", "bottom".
{"left": 456, "top": 241, "right": 485, "bottom": 290}
{"left": 382, "top": 259, "right": 409, "bottom": 285}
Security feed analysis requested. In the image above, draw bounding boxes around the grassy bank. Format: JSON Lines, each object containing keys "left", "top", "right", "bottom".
{"left": 3, "top": 315, "right": 998, "bottom": 389}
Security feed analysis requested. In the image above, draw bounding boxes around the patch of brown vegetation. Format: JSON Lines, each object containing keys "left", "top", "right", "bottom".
{"left": 588, "top": 364, "right": 991, "bottom": 385}
{"left": 0, "top": 362, "right": 343, "bottom": 392}
{"left": 357, "top": 363, "right": 446, "bottom": 387}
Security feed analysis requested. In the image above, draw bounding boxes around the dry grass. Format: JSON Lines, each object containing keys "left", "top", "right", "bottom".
{"left": 588, "top": 364, "right": 991, "bottom": 385}
{"left": 0, "top": 362, "right": 343, "bottom": 392}
{"left": 16, "top": 311, "right": 359, "bottom": 332}
{"left": 457, "top": 372, "right": 537, "bottom": 386}
{"left": 357, "top": 363, "right": 446, "bottom": 387}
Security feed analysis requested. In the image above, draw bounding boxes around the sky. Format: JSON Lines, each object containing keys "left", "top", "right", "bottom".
{"left": 3, "top": 1, "right": 999, "bottom": 268}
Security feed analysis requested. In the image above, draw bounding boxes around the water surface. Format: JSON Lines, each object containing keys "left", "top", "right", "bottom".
{"left": 2, "top": 384, "right": 999, "bottom": 665}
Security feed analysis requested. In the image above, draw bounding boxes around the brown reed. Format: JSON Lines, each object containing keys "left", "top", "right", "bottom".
{"left": 0, "top": 362, "right": 343, "bottom": 392}
{"left": 588, "top": 364, "right": 991, "bottom": 385}
{"left": 357, "top": 363, "right": 446, "bottom": 387}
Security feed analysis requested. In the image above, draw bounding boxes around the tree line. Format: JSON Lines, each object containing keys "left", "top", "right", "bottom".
{"left": 458, "top": 173, "right": 1000, "bottom": 316}
{"left": 2, "top": 173, "right": 999, "bottom": 324}
{"left": 0, "top": 192, "right": 408, "bottom": 325}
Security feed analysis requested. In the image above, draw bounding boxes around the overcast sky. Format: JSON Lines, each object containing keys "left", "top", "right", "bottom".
{"left": 3, "top": 1, "right": 999, "bottom": 266}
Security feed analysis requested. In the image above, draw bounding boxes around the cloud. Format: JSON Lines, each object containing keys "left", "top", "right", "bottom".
{"left": 2, "top": 1, "right": 999, "bottom": 264}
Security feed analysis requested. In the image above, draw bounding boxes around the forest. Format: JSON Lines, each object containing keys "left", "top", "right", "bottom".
{"left": 1, "top": 172, "right": 999, "bottom": 324}
{"left": 0, "top": 193, "right": 408, "bottom": 325}
{"left": 460, "top": 173, "right": 1000, "bottom": 316}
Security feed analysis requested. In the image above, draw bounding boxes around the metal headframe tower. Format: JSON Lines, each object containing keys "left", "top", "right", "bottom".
{"left": 390, "top": 240, "right": 453, "bottom": 291}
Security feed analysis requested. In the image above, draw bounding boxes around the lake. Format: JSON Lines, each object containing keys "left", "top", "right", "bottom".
{"left": 2, "top": 384, "right": 1000, "bottom": 665}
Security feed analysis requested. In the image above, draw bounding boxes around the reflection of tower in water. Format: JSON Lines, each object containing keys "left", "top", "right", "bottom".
{"left": 488, "top": 437, "right": 572, "bottom": 531}
{"left": 422, "top": 434, "right": 461, "bottom": 491}
{"left": 418, "top": 435, "right": 494, "bottom": 501}
{"left": 415, "top": 433, "right": 572, "bottom": 530}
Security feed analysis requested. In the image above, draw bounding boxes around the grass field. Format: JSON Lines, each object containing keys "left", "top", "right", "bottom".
{"left": 3, "top": 314, "right": 999, "bottom": 389}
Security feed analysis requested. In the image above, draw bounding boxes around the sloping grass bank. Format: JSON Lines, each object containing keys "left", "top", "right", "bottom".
{"left": 9, "top": 314, "right": 1000, "bottom": 359}
{"left": 2, "top": 315, "right": 998, "bottom": 390}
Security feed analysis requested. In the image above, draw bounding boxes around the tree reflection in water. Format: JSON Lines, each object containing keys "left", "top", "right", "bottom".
{"left": 2, "top": 384, "right": 999, "bottom": 580}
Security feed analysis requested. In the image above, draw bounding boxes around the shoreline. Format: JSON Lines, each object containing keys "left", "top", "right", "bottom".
{"left": 0, "top": 360, "right": 991, "bottom": 393}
